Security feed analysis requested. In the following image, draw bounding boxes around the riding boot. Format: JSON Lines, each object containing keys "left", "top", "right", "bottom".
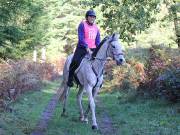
{"left": 67, "top": 73, "right": 74, "bottom": 87}
{"left": 67, "top": 61, "right": 77, "bottom": 87}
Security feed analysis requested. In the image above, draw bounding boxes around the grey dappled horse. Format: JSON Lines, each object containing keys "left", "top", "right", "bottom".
{"left": 60, "top": 33, "right": 125, "bottom": 130}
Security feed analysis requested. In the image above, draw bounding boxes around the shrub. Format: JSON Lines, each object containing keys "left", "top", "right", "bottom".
{"left": 156, "top": 66, "right": 180, "bottom": 102}
{"left": 0, "top": 60, "right": 60, "bottom": 110}
{"left": 138, "top": 46, "right": 180, "bottom": 102}
{"left": 103, "top": 59, "right": 146, "bottom": 93}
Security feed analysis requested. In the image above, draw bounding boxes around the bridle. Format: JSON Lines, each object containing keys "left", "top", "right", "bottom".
{"left": 92, "top": 40, "right": 124, "bottom": 62}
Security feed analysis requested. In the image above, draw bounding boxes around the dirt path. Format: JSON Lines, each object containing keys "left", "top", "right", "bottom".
{"left": 96, "top": 97, "right": 117, "bottom": 135}
{"left": 30, "top": 87, "right": 116, "bottom": 135}
{"left": 30, "top": 87, "right": 62, "bottom": 135}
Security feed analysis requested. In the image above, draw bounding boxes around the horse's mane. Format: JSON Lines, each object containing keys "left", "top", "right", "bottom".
{"left": 92, "top": 36, "right": 109, "bottom": 58}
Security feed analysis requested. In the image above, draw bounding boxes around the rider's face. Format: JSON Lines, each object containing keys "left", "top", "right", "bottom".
{"left": 87, "top": 16, "right": 96, "bottom": 24}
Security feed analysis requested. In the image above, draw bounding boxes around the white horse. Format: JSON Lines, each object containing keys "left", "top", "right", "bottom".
{"left": 59, "top": 33, "right": 125, "bottom": 130}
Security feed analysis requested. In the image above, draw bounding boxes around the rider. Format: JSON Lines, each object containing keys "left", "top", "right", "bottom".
{"left": 67, "top": 9, "right": 101, "bottom": 87}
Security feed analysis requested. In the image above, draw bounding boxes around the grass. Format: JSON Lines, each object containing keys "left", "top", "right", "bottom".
{"left": 47, "top": 89, "right": 180, "bottom": 135}
{"left": 99, "top": 92, "right": 180, "bottom": 135}
{"left": 0, "top": 81, "right": 179, "bottom": 135}
{"left": 0, "top": 80, "right": 60, "bottom": 135}
{"left": 46, "top": 88, "right": 100, "bottom": 135}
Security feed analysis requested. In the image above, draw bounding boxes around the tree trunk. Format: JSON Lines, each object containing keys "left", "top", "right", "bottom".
{"left": 172, "top": 9, "right": 180, "bottom": 48}
{"left": 172, "top": 1, "right": 180, "bottom": 48}
{"left": 33, "top": 49, "right": 37, "bottom": 62}
{"left": 41, "top": 47, "right": 46, "bottom": 63}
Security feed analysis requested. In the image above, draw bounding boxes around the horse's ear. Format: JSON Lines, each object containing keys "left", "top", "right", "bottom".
{"left": 112, "top": 33, "right": 115, "bottom": 39}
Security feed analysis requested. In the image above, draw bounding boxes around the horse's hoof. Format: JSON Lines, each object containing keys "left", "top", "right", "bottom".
{"left": 79, "top": 117, "right": 84, "bottom": 122}
{"left": 79, "top": 117, "right": 88, "bottom": 124}
{"left": 92, "top": 125, "right": 98, "bottom": 130}
{"left": 84, "top": 118, "right": 88, "bottom": 124}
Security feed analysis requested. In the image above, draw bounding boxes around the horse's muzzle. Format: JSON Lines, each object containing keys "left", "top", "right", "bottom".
{"left": 116, "top": 58, "right": 125, "bottom": 65}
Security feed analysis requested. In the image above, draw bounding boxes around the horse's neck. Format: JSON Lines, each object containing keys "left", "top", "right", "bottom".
{"left": 96, "top": 42, "right": 108, "bottom": 60}
{"left": 92, "top": 42, "right": 109, "bottom": 76}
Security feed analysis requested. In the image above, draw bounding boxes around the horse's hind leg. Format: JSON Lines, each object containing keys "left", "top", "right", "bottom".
{"left": 77, "top": 86, "right": 85, "bottom": 122}
{"left": 61, "top": 84, "right": 70, "bottom": 117}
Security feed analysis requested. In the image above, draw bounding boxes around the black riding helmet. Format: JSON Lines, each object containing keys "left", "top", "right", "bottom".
{"left": 85, "top": 10, "right": 96, "bottom": 18}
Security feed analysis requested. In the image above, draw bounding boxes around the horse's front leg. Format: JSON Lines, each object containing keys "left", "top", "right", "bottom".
{"left": 76, "top": 86, "right": 85, "bottom": 122}
{"left": 84, "top": 86, "right": 100, "bottom": 122}
{"left": 85, "top": 85, "right": 98, "bottom": 130}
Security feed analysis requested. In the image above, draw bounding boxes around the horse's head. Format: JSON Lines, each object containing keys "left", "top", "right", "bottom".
{"left": 107, "top": 33, "right": 125, "bottom": 65}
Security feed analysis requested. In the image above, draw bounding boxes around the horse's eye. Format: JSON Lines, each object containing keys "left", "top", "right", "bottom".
{"left": 112, "top": 45, "right": 115, "bottom": 48}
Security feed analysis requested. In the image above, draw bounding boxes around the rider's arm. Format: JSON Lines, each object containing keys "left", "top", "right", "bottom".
{"left": 78, "top": 22, "right": 88, "bottom": 48}
{"left": 95, "top": 29, "right": 101, "bottom": 47}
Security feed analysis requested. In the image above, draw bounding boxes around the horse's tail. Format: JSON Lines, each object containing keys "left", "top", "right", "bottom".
{"left": 59, "top": 79, "right": 66, "bottom": 102}
{"left": 59, "top": 80, "right": 71, "bottom": 103}
{"left": 59, "top": 63, "right": 70, "bottom": 102}
{"left": 59, "top": 55, "right": 71, "bottom": 102}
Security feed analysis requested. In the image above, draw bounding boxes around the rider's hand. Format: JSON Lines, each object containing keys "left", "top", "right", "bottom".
{"left": 86, "top": 48, "right": 93, "bottom": 55}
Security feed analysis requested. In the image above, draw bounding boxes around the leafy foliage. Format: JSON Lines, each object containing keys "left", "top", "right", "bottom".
{"left": 82, "top": 0, "right": 161, "bottom": 43}
{"left": 0, "top": 0, "right": 178, "bottom": 59}
{"left": 0, "top": 0, "right": 50, "bottom": 59}
{"left": 0, "top": 60, "right": 59, "bottom": 110}
{"left": 139, "top": 46, "right": 180, "bottom": 102}
{"left": 156, "top": 67, "right": 180, "bottom": 102}
{"left": 103, "top": 45, "right": 180, "bottom": 103}
{"left": 104, "top": 59, "right": 146, "bottom": 93}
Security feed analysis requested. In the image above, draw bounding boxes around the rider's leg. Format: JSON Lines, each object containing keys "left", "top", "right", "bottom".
{"left": 67, "top": 47, "right": 87, "bottom": 87}
{"left": 90, "top": 48, "right": 96, "bottom": 60}
{"left": 67, "top": 60, "right": 78, "bottom": 87}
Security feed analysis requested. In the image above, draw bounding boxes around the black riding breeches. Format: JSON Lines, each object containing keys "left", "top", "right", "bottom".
{"left": 68, "top": 46, "right": 96, "bottom": 80}
{"left": 68, "top": 47, "right": 87, "bottom": 80}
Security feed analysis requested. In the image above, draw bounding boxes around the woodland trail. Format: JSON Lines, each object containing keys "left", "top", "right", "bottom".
{"left": 30, "top": 87, "right": 117, "bottom": 135}
{"left": 30, "top": 87, "right": 62, "bottom": 135}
